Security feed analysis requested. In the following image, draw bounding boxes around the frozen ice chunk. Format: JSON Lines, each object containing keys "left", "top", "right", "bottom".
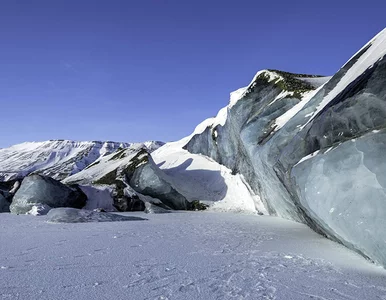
{"left": 10, "top": 175, "right": 87, "bottom": 214}
{"left": 292, "top": 131, "right": 386, "bottom": 266}
{"left": 144, "top": 202, "right": 172, "bottom": 214}
{"left": 46, "top": 208, "right": 147, "bottom": 223}
{"left": 128, "top": 155, "right": 190, "bottom": 210}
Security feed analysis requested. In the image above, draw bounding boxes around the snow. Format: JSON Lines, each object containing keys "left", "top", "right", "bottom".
{"left": 1, "top": 211, "right": 385, "bottom": 300}
{"left": 62, "top": 145, "right": 144, "bottom": 185}
{"left": 189, "top": 70, "right": 292, "bottom": 136}
{"left": 191, "top": 117, "right": 216, "bottom": 136}
{"left": 294, "top": 150, "right": 321, "bottom": 167}
{"left": 229, "top": 70, "right": 280, "bottom": 109}
{"left": 80, "top": 185, "right": 117, "bottom": 212}
{"left": 301, "top": 28, "right": 386, "bottom": 129}
{"left": 0, "top": 140, "right": 163, "bottom": 181}
{"left": 26, "top": 204, "right": 52, "bottom": 216}
{"left": 273, "top": 85, "right": 327, "bottom": 131}
{"left": 296, "top": 76, "right": 332, "bottom": 88}
{"left": 191, "top": 71, "right": 332, "bottom": 140}
{"left": 152, "top": 139, "right": 266, "bottom": 214}
{"left": 229, "top": 86, "right": 248, "bottom": 107}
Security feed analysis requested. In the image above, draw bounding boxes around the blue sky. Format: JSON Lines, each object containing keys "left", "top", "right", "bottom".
{"left": 0, "top": 0, "right": 385, "bottom": 147}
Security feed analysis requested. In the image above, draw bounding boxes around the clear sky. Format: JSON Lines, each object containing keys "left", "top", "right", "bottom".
{"left": 0, "top": 0, "right": 385, "bottom": 147}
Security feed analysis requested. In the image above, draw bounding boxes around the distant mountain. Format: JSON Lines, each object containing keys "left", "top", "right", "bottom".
{"left": 0, "top": 140, "right": 164, "bottom": 181}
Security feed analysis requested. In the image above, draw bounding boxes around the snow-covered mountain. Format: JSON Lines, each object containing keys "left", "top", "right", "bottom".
{"left": 0, "top": 140, "right": 164, "bottom": 181}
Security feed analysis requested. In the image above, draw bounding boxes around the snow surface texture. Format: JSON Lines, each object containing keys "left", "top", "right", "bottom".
{"left": 183, "top": 28, "right": 386, "bottom": 266}
{"left": 1, "top": 212, "right": 386, "bottom": 300}
{"left": 0, "top": 140, "right": 163, "bottom": 181}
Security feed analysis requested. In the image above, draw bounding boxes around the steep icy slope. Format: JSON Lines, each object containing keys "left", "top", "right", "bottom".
{"left": 152, "top": 136, "right": 267, "bottom": 214}
{"left": 182, "top": 28, "right": 386, "bottom": 266}
{"left": 0, "top": 140, "right": 163, "bottom": 181}
{"left": 185, "top": 69, "right": 331, "bottom": 221}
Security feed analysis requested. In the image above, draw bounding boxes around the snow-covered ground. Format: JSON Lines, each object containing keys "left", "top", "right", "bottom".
{"left": 1, "top": 212, "right": 385, "bottom": 300}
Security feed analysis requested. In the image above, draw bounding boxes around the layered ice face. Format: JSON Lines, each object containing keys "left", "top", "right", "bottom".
{"left": 10, "top": 174, "right": 86, "bottom": 214}
{"left": 292, "top": 130, "right": 386, "bottom": 265}
{"left": 181, "top": 28, "right": 386, "bottom": 266}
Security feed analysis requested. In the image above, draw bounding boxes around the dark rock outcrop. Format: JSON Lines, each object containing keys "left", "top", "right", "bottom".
{"left": 0, "top": 193, "right": 10, "bottom": 213}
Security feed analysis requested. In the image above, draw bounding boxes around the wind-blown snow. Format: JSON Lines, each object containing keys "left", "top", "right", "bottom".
{"left": 1, "top": 212, "right": 385, "bottom": 300}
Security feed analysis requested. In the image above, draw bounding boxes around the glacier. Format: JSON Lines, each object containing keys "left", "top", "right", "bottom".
{"left": 175, "top": 28, "right": 386, "bottom": 266}
{"left": 10, "top": 174, "right": 87, "bottom": 214}
{"left": 1, "top": 28, "right": 386, "bottom": 269}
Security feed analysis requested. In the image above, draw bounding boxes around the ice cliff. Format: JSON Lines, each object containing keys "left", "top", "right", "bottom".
{"left": 180, "top": 28, "right": 386, "bottom": 266}
{"left": 2, "top": 28, "right": 386, "bottom": 268}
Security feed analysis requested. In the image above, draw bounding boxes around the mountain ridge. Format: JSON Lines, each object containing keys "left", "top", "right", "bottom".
{"left": 0, "top": 139, "right": 164, "bottom": 181}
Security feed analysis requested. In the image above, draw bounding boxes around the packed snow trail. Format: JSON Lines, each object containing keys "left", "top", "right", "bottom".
{"left": 1, "top": 212, "right": 385, "bottom": 300}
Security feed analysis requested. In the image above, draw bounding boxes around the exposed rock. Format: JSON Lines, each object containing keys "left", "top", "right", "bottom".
{"left": 0, "top": 193, "right": 10, "bottom": 213}
{"left": 10, "top": 175, "right": 87, "bottom": 214}
{"left": 0, "top": 179, "right": 20, "bottom": 202}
